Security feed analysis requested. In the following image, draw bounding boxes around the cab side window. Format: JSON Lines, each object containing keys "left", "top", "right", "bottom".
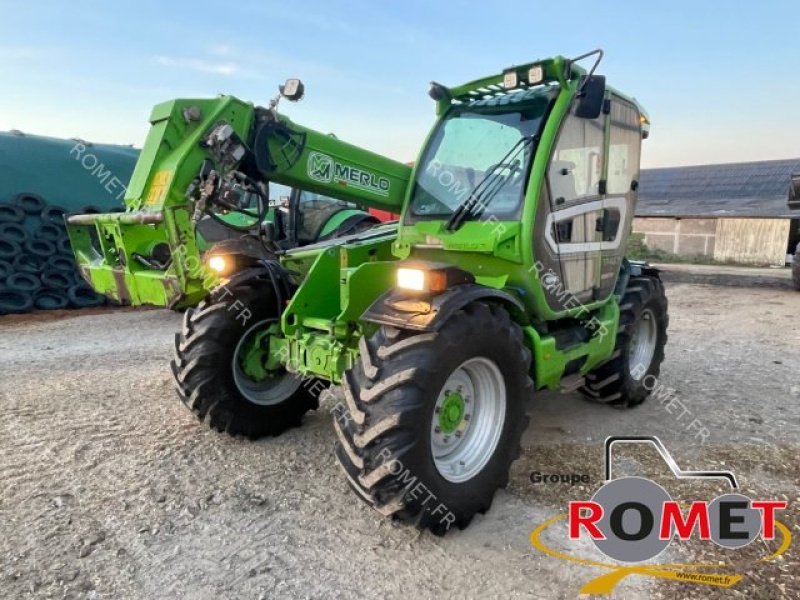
{"left": 607, "top": 101, "right": 641, "bottom": 195}
{"left": 547, "top": 113, "right": 604, "bottom": 207}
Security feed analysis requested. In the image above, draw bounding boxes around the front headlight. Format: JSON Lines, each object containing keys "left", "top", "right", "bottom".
{"left": 396, "top": 268, "right": 427, "bottom": 292}
{"left": 395, "top": 264, "right": 475, "bottom": 294}
{"left": 206, "top": 254, "right": 231, "bottom": 275}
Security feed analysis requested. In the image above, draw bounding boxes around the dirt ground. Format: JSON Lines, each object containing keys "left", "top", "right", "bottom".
{"left": 1, "top": 271, "right": 798, "bottom": 599}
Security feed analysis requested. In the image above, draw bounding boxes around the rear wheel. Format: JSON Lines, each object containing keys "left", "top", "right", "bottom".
{"left": 170, "top": 284, "right": 318, "bottom": 438}
{"left": 333, "top": 302, "right": 533, "bottom": 535}
{"left": 580, "top": 275, "right": 669, "bottom": 408}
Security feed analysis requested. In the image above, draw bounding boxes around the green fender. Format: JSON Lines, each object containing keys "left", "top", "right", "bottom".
{"left": 318, "top": 208, "right": 374, "bottom": 238}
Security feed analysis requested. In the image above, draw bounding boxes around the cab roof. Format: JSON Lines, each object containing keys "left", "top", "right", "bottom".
{"left": 431, "top": 54, "right": 649, "bottom": 131}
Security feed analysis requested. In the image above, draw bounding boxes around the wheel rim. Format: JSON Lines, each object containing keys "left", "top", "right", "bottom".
{"left": 628, "top": 308, "right": 658, "bottom": 380}
{"left": 430, "top": 357, "right": 506, "bottom": 483}
{"left": 232, "top": 318, "right": 302, "bottom": 406}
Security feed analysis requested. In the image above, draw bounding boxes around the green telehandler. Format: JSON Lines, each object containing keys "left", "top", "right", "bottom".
{"left": 68, "top": 50, "right": 668, "bottom": 534}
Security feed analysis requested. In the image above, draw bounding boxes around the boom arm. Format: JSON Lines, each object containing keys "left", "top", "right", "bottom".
{"left": 65, "top": 95, "right": 411, "bottom": 307}
{"left": 253, "top": 113, "right": 409, "bottom": 212}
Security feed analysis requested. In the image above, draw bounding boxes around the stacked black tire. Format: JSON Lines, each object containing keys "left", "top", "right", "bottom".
{"left": 0, "top": 192, "right": 109, "bottom": 315}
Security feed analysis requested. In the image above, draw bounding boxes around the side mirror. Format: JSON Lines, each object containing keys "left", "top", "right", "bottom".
{"left": 789, "top": 174, "right": 800, "bottom": 210}
{"left": 574, "top": 75, "right": 606, "bottom": 119}
{"left": 279, "top": 78, "right": 305, "bottom": 102}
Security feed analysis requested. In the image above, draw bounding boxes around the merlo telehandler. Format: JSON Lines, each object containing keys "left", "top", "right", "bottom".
{"left": 68, "top": 50, "right": 669, "bottom": 534}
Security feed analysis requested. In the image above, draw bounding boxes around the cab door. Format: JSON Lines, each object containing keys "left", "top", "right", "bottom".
{"left": 534, "top": 95, "right": 641, "bottom": 311}
{"left": 535, "top": 104, "right": 606, "bottom": 310}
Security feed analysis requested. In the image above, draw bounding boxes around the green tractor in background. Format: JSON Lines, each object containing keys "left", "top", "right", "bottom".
{"left": 196, "top": 186, "right": 384, "bottom": 254}
{"left": 68, "top": 50, "right": 669, "bottom": 534}
{"left": 194, "top": 184, "right": 384, "bottom": 288}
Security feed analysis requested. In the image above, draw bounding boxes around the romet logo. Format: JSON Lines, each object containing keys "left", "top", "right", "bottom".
{"left": 530, "top": 436, "right": 791, "bottom": 595}
{"left": 307, "top": 151, "right": 390, "bottom": 197}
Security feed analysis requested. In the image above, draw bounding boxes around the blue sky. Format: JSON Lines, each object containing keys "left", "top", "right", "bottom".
{"left": 0, "top": 0, "right": 797, "bottom": 167}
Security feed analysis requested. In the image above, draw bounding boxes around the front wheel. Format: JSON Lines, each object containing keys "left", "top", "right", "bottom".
{"left": 170, "top": 284, "right": 318, "bottom": 439}
{"left": 333, "top": 302, "right": 533, "bottom": 535}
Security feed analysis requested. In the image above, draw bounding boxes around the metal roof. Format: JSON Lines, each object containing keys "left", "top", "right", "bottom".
{"left": 637, "top": 158, "right": 800, "bottom": 218}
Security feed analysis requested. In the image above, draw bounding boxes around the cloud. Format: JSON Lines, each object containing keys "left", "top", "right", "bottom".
{"left": 159, "top": 45, "right": 346, "bottom": 84}
{"left": 154, "top": 55, "right": 241, "bottom": 76}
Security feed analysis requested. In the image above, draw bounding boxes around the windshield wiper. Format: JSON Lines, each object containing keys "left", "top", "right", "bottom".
{"left": 445, "top": 135, "right": 535, "bottom": 232}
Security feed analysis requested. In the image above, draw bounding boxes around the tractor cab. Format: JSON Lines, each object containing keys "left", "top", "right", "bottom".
{"left": 288, "top": 189, "right": 376, "bottom": 245}
{"left": 395, "top": 52, "right": 650, "bottom": 320}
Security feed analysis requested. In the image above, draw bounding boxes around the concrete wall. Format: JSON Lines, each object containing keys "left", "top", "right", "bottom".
{"left": 714, "top": 218, "right": 790, "bottom": 266}
{"left": 632, "top": 217, "right": 790, "bottom": 266}
{"left": 633, "top": 217, "right": 717, "bottom": 257}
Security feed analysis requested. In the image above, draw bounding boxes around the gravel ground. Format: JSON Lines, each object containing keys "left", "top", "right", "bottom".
{"left": 0, "top": 277, "right": 797, "bottom": 599}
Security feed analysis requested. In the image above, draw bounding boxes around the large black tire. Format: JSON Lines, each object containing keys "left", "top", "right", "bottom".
{"left": 12, "top": 193, "right": 47, "bottom": 215}
{"left": 792, "top": 244, "right": 800, "bottom": 291}
{"left": 13, "top": 253, "right": 45, "bottom": 275}
{"left": 46, "top": 255, "right": 76, "bottom": 273}
{"left": 41, "top": 205, "right": 68, "bottom": 226}
{"left": 0, "top": 203, "right": 24, "bottom": 224}
{"left": 0, "top": 290, "right": 33, "bottom": 314}
{"left": 24, "top": 238, "right": 56, "bottom": 258}
{"left": 57, "top": 238, "right": 73, "bottom": 254}
{"left": 580, "top": 275, "right": 669, "bottom": 408}
{"left": 0, "top": 239, "right": 21, "bottom": 261}
{"left": 33, "top": 287, "right": 69, "bottom": 310}
{"left": 334, "top": 302, "right": 533, "bottom": 535}
{"left": 67, "top": 283, "right": 105, "bottom": 307}
{"left": 41, "top": 269, "right": 72, "bottom": 289}
{"left": 0, "top": 222, "right": 28, "bottom": 244}
{"left": 170, "top": 284, "right": 319, "bottom": 439}
{"left": 7, "top": 272, "right": 41, "bottom": 293}
{"left": 34, "top": 223, "right": 67, "bottom": 243}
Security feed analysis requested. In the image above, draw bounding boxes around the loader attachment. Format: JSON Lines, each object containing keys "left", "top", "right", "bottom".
{"left": 66, "top": 208, "right": 208, "bottom": 308}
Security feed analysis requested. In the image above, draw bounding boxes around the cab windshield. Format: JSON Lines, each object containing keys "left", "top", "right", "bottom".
{"left": 410, "top": 100, "right": 550, "bottom": 220}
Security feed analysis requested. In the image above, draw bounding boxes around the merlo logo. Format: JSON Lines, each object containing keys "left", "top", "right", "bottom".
{"left": 308, "top": 151, "right": 333, "bottom": 183}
